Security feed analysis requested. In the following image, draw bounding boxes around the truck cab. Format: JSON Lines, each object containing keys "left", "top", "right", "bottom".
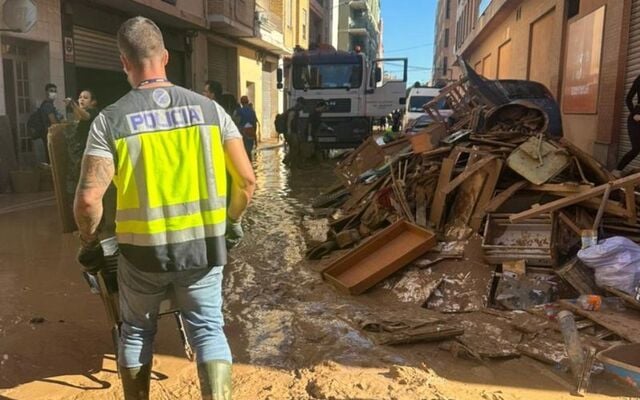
{"left": 280, "top": 47, "right": 407, "bottom": 149}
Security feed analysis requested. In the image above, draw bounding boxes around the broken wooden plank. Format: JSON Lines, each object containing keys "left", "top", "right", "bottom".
{"left": 510, "top": 172, "right": 640, "bottom": 223}
{"left": 420, "top": 146, "right": 453, "bottom": 160}
{"left": 559, "top": 138, "right": 614, "bottom": 185}
{"left": 429, "top": 157, "right": 456, "bottom": 229}
{"left": 558, "top": 211, "right": 583, "bottom": 236}
{"left": 541, "top": 192, "right": 630, "bottom": 220}
{"left": 445, "top": 167, "right": 487, "bottom": 238}
{"left": 624, "top": 183, "right": 637, "bottom": 225}
{"left": 415, "top": 186, "right": 427, "bottom": 227}
{"left": 469, "top": 136, "right": 518, "bottom": 148}
{"left": 592, "top": 183, "right": 613, "bottom": 230}
{"left": 484, "top": 180, "right": 528, "bottom": 213}
{"left": 526, "top": 183, "right": 593, "bottom": 193}
{"left": 442, "top": 155, "right": 498, "bottom": 194}
{"left": 470, "top": 159, "right": 504, "bottom": 231}
{"left": 559, "top": 299, "right": 640, "bottom": 343}
{"left": 48, "top": 124, "right": 77, "bottom": 233}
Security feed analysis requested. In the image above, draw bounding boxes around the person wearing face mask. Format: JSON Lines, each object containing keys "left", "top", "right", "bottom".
{"left": 32, "top": 83, "right": 61, "bottom": 163}
{"left": 41, "top": 83, "right": 62, "bottom": 126}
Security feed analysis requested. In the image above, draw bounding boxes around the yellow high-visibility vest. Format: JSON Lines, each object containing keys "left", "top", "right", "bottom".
{"left": 99, "top": 86, "right": 229, "bottom": 271}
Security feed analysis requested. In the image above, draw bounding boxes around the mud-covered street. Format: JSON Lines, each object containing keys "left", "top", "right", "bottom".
{"left": 0, "top": 146, "right": 636, "bottom": 400}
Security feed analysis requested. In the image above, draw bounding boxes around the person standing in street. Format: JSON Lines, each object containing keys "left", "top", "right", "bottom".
{"left": 29, "top": 83, "right": 61, "bottom": 163}
{"left": 64, "top": 89, "right": 99, "bottom": 198}
{"left": 65, "top": 89, "right": 99, "bottom": 146}
{"left": 302, "top": 100, "right": 329, "bottom": 162}
{"left": 614, "top": 74, "right": 640, "bottom": 177}
{"left": 203, "top": 80, "right": 223, "bottom": 102}
{"left": 235, "top": 95, "right": 258, "bottom": 161}
{"left": 73, "top": 16, "right": 255, "bottom": 400}
{"left": 284, "top": 97, "right": 304, "bottom": 166}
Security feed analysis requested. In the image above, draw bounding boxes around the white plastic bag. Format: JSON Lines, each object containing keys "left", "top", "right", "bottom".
{"left": 577, "top": 236, "right": 640, "bottom": 294}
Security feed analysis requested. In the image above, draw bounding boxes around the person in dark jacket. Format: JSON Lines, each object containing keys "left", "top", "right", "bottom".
{"left": 36, "top": 83, "right": 62, "bottom": 163}
{"left": 64, "top": 89, "right": 99, "bottom": 197}
{"left": 235, "top": 95, "right": 258, "bottom": 161}
{"left": 614, "top": 75, "right": 640, "bottom": 177}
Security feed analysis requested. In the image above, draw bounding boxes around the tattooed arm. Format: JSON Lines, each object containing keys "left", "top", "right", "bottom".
{"left": 73, "top": 155, "right": 115, "bottom": 244}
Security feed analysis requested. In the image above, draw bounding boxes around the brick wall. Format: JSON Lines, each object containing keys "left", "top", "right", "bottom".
{"left": 460, "top": 0, "right": 630, "bottom": 163}
{"left": 462, "top": 0, "right": 560, "bottom": 92}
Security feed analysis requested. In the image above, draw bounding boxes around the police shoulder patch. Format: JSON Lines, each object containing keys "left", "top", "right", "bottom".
{"left": 153, "top": 89, "right": 171, "bottom": 108}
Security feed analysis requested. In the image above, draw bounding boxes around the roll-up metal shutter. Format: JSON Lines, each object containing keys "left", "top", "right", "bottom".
{"left": 208, "top": 43, "right": 229, "bottom": 91}
{"left": 73, "top": 26, "right": 121, "bottom": 72}
{"left": 618, "top": 0, "right": 640, "bottom": 170}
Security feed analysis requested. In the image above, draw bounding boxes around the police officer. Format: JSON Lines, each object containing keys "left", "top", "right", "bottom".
{"left": 73, "top": 16, "right": 255, "bottom": 400}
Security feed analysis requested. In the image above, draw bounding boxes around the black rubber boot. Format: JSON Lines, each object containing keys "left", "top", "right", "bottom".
{"left": 197, "top": 360, "right": 232, "bottom": 400}
{"left": 120, "top": 363, "right": 151, "bottom": 400}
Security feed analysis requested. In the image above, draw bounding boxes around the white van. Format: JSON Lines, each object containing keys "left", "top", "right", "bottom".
{"left": 402, "top": 87, "right": 450, "bottom": 129}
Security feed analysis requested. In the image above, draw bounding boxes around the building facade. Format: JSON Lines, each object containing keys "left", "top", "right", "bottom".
{"left": 1, "top": 0, "right": 66, "bottom": 174}
{"left": 309, "top": 0, "right": 333, "bottom": 47}
{"left": 0, "top": 0, "right": 313, "bottom": 193}
{"left": 454, "top": 0, "right": 635, "bottom": 170}
{"left": 334, "top": 0, "right": 382, "bottom": 61}
{"left": 432, "top": 0, "right": 462, "bottom": 86}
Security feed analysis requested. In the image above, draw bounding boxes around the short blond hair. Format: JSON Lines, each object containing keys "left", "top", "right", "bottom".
{"left": 117, "top": 16, "right": 165, "bottom": 66}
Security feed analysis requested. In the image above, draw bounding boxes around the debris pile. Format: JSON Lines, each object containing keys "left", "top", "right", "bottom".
{"left": 306, "top": 66, "right": 640, "bottom": 395}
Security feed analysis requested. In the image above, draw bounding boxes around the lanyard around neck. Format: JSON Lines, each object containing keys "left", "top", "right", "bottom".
{"left": 137, "top": 78, "right": 170, "bottom": 88}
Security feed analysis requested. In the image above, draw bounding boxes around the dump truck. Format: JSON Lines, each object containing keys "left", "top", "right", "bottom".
{"left": 278, "top": 46, "right": 408, "bottom": 149}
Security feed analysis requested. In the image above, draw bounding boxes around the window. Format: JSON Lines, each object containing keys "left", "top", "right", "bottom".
{"left": 303, "top": 9, "right": 307, "bottom": 39}
{"left": 479, "top": 0, "right": 491, "bottom": 16}
{"left": 567, "top": 0, "right": 580, "bottom": 19}
{"left": 444, "top": 28, "right": 449, "bottom": 48}
{"left": 292, "top": 61, "right": 363, "bottom": 90}
{"left": 442, "top": 56, "right": 448, "bottom": 77}
{"left": 410, "top": 96, "right": 448, "bottom": 111}
{"left": 446, "top": 0, "right": 451, "bottom": 19}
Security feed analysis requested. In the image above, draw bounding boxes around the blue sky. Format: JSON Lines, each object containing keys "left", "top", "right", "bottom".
{"left": 381, "top": 0, "right": 437, "bottom": 85}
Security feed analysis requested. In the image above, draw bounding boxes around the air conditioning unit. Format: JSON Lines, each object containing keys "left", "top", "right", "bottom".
{"left": 255, "top": 11, "right": 268, "bottom": 24}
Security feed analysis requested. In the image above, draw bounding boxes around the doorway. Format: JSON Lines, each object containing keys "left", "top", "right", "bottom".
{"left": 3, "top": 43, "right": 33, "bottom": 165}
{"left": 75, "top": 67, "right": 131, "bottom": 109}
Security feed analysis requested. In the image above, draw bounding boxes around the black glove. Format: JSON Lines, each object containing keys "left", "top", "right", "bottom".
{"left": 77, "top": 240, "right": 104, "bottom": 274}
{"left": 226, "top": 218, "right": 244, "bottom": 250}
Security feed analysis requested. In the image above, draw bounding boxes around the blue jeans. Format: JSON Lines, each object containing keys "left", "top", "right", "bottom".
{"left": 117, "top": 257, "right": 231, "bottom": 367}
{"left": 243, "top": 137, "right": 255, "bottom": 161}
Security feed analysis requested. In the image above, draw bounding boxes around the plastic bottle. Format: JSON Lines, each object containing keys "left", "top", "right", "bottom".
{"left": 576, "top": 295, "right": 602, "bottom": 311}
{"left": 557, "top": 310, "right": 585, "bottom": 379}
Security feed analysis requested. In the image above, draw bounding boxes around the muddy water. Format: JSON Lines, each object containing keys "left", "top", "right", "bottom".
{"left": 223, "top": 148, "right": 389, "bottom": 369}
{"left": 0, "top": 147, "right": 635, "bottom": 400}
